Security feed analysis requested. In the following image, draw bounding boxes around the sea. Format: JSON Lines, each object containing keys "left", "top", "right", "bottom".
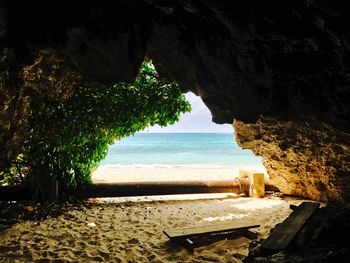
{"left": 100, "top": 133, "right": 262, "bottom": 167}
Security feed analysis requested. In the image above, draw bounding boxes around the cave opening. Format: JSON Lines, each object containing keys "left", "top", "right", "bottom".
{"left": 92, "top": 91, "right": 267, "bottom": 187}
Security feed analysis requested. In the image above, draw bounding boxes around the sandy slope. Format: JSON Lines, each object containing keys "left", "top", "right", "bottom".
{"left": 0, "top": 195, "right": 304, "bottom": 263}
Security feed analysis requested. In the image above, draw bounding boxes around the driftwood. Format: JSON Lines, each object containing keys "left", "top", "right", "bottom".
{"left": 164, "top": 220, "right": 260, "bottom": 250}
{"left": 260, "top": 201, "right": 320, "bottom": 255}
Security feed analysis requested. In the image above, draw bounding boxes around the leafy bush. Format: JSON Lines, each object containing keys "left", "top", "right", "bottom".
{"left": 2, "top": 62, "right": 191, "bottom": 189}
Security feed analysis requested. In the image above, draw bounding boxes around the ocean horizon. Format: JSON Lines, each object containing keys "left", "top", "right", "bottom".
{"left": 100, "top": 133, "right": 262, "bottom": 167}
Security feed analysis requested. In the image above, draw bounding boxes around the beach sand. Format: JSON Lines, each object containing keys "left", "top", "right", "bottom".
{"left": 92, "top": 165, "right": 268, "bottom": 183}
{"left": 0, "top": 166, "right": 306, "bottom": 262}
{"left": 0, "top": 194, "right": 305, "bottom": 263}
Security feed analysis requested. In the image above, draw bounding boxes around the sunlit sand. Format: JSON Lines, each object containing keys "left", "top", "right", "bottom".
{"left": 92, "top": 164, "right": 268, "bottom": 183}
{"left": 0, "top": 195, "right": 305, "bottom": 262}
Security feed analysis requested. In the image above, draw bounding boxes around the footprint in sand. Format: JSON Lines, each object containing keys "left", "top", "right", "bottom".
{"left": 128, "top": 238, "right": 139, "bottom": 244}
{"left": 20, "top": 230, "right": 30, "bottom": 235}
{"left": 34, "top": 237, "right": 43, "bottom": 243}
{"left": 88, "top": 240, "right": 97, "bottom": 246}
{"left": 71, "top": 249, "right": 83, "bottom": 256}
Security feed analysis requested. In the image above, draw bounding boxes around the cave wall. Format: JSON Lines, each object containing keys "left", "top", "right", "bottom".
{"left": 234, "top": 119, "right": 350, "bottom": 202}
{"left": 1, "top": 0, "right": 350, "bottom": 202}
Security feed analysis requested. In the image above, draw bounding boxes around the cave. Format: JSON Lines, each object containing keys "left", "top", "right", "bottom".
{"left": 1, "top": 0, "right": 350, "bottom": 261}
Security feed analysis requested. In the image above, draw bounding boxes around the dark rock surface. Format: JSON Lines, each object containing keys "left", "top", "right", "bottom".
{"left": 0, "top": 0, "right": 350, "bottom": 201}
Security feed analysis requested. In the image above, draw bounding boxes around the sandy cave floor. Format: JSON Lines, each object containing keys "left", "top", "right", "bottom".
{"left": 0, "top": 194, "right": 307, "bottom": 263}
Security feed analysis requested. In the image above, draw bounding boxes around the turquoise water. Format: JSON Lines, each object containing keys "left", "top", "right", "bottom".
{"left": 101, "top": 133, "right": 262, "bottom": 166}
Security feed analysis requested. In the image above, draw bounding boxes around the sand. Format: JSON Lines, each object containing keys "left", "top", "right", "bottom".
{"left": 0, "top": 194, "right": 305, "bottom": 263}
{"left": 0, "top": 165, "right": 306, "bottom": 262}
{"left": 92, "top": 165, "right": 268, "bottom": 183}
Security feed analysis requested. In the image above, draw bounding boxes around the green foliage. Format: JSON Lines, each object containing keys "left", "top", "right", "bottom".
{"left": 3, "top": 62, "right": 191, "bottom": 188}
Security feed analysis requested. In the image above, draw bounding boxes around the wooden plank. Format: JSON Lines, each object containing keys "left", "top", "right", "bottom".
{"left": 261, "top": 202, "right": 320, "bottom": 255}
{"left": 164, "top": 220, "right": 260, "bottom": 240}
{"left": 168, "top": 227, "right": 259, "bottom": 251}
{"left": 289, "top": 204, "right": 298, "bottom": 211}
{"left": 235, "top": 229, "right": 258, "bottom": 240}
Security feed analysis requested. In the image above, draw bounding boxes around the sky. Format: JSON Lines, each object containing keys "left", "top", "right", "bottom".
{"left": 142, "top": 92, "right": 233, "bottom": 133}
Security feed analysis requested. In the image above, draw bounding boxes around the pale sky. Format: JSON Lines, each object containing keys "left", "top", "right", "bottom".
{"left": 142, "top": 92, "right": 233, "bottom": 133}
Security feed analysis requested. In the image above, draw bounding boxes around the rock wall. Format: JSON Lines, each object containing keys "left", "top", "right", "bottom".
{"left": 234, "top": 119, "right": 350, "bottom": 203}
{"left": 0, "top": 49, "right": 83, "bottom": 171}
{"left": 0, "top": 0, "right": 350, "bottom": 201}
